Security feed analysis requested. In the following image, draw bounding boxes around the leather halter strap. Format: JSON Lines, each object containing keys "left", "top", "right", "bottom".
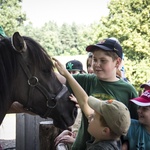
{"left": 17, "top": 53, "right": 65, "bottom": 118}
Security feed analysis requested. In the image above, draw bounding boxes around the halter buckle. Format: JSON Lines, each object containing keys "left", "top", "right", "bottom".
{"left": 28, "top": 76, "right": 39, "bottom": 86}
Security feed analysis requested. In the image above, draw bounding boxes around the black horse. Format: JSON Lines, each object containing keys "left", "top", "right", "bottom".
{"left": 0, "top": 32, "right": 77, "bottom": 129}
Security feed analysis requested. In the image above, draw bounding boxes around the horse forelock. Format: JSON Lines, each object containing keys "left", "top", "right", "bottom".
{"left": 23, "top": 36, "right": 54, "bottom": 73}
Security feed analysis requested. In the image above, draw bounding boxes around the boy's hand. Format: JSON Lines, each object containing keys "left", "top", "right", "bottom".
{"left": 54, "top": 130, "right": 75, "bottom": 146}
{"left": 52, "top": 58, "right": 70, "bottom": 78}
{"left": 69, "top": 94, "right": 80, "bottom": 108}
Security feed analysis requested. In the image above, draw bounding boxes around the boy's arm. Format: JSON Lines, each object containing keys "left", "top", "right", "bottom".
{"left": 53, "top": 58, "right": 94, "bottom": 118}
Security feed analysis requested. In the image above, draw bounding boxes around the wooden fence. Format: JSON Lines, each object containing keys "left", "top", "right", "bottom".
{"left": 16, "top": 114, "right": 60, "bottom": 150}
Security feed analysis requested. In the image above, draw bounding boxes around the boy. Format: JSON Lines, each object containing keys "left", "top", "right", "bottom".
{"left": 70, "top": 38, "right": 137, "bottom": 149}
{"left": 66, "top": 59, "right": 86, "bottom": 74}
{"left": 55, "top": 38, "right": 138, "bottom": 149}
{"left": 53, "top": 58, "right": 131, "bottom": 150}
{"left": 122, "top": 90, "right": 150, "bottom": 150}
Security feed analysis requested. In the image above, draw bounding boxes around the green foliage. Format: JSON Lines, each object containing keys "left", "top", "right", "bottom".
{"left": 99, "top": 0, "right": 150, "bottom": 89}
{"left": 0, "top": 1, "right": 100, "bottom": 56}
{"left": 0, "top": 0, "right": 26, "bottom": 36}
{"left": 124, "top": 57, "right": 150, "bottom": 90}
{"left": 1, "top": 0, "right": 150, "bottom": 90}
{"left": 19, "top": 21, "right": 98, "bottom": 57}
{"left": 100, "top": 0, "right": 150, "bottom": 59}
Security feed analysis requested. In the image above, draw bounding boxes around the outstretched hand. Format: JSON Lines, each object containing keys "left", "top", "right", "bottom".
{"left": 52, "top": 58, "right": 70, "bottom": 78}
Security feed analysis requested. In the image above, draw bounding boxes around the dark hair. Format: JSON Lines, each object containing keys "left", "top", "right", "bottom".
{"left": 88, "top": 52, "right": 93, "bottom": 58}
{"left": 86, "top": 52, "right": 93, "bottom": 70}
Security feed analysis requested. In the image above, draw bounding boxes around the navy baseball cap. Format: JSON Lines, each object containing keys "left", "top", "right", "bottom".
{"left": 66, "top": 60, "right": 83, "bottom": 71}
{"left": 0, "top": 26, "right": 7, "bottom": 37}
{"left": 86, "top": 38, "right": 123, "bottom": 59}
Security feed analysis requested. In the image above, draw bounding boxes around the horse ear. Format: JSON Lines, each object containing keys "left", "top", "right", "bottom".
{"left": 11, "top": 32, "right": 27, "bottom": 53}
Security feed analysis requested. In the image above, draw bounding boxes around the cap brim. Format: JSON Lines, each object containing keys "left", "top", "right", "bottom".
{"left": 140, "top": 84, "right": 145, "bottom": 88}
{"left": 130, "top": 98, "right": 150, "bottom": 106}
{"left": 86, "top": 45, "right": 112, "bottom": 52}
{"left": 140, "top": 84, "right": 150, "bottom": 88}
{"left": 88, "top": 96, "right": 102, "bottom": 113}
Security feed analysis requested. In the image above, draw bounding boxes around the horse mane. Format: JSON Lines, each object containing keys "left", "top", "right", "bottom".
{"left": 0, "top": 35, "right": 54, "bottom": 111}
{"left": 23, "top": 36, "right": 54, "bottom": 71}
{"left": 0, "top": 38, "right": 17, "bottom": 110}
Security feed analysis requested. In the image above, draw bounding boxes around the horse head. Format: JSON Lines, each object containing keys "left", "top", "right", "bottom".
{"left": 0, "top": 32, "right": 77, "bottom": 129}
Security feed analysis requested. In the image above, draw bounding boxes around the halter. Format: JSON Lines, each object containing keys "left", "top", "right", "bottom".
{"left": 17, "top": 53, "right": 68, "bottom": 118}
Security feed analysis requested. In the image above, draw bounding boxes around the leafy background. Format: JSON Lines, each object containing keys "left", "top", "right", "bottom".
{"left": 0, "top": 0, "right": 150, "bottom": 92}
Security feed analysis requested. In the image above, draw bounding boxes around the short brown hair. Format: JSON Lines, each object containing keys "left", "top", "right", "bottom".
{"left": 92, "top": 48, "right": 119, "bottom": 61}
{"left": 103, "top": 50, "right": 119, "bottom": 61}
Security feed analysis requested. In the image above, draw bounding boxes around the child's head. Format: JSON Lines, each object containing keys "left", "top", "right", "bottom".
{"left": 140, "top": 80, "right": 150, "bottom": 92}
{"left": 86, "top": 38, "right": 123, "bottom": 81}
{"left": 86, "top": 38, "right": 123, "bottom": 59}
{"left": 86, "top": 52, "right": 94, "bottom": 74}
{"left": 87, "top": 96, "right": 130, "bottom": 140}
{"left": 66, "top": 60, "right": 85, "bottom": 74}
{"left": 130, "top": 90, "right": 150, "bottom": 125}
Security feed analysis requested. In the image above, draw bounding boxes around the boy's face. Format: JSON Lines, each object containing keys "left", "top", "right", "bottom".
{"left": 137, "top": 106, "right": 150, "bottom": 125}
{"left": 92, "top": 50, "right": 120, "bottom": 81}
{"left": 87, "top": 112, "right": 105, "bottom": 140}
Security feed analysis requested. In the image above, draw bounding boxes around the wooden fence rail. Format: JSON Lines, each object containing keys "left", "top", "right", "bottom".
{"left": 39, "top": 121, "right": 60, "bottom": 150}
{"left": 16, "top": 114, "right": 60, "bottom": 150}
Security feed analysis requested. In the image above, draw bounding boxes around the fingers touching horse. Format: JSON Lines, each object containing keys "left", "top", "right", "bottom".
{"left": 0, "top": 32, "right": 77, "bottom": 129}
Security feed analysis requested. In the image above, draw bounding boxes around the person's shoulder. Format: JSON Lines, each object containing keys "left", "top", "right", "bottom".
{"left": 73, "top": 73, "right": 97, "bottom": 80}
{"left": 130, "top": 119, "right": 141, "bottom": 130}
{"left": 89, "top": 140, "right": 118, "bottom": 150}
{"left": 119, "top": 79, "right": 131, "bottom": 85}
{"left": 119, "top": 79, "right": 137, "bottom": 90}
{"left": 113, "top": 80, "right": 138, "bottom": 97}
{"left": 131, "top": 119, "right": 139, "bottom": 125}
{"left": 127, "top": 119, "right": 146, "bottom": 138}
